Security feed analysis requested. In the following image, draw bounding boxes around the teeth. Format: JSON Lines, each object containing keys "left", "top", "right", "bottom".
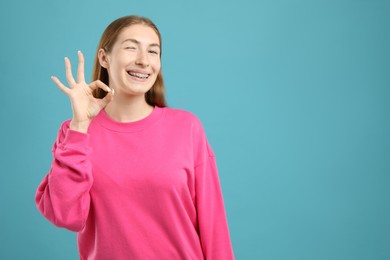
{"left": 128, "top": 71, "right": 149, "bottom": 79}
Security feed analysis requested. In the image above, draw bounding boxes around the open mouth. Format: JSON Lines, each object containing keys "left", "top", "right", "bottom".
{"left": 127, "top": 71, "right": 150, "bottom": 80}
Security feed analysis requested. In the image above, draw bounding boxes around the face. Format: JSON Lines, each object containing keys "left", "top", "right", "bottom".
{"left": 100, "top": 24, "right": 161, "bottom": 97}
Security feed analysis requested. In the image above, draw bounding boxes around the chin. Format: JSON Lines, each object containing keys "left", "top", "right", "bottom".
{"left": 122, "top": 85, "right": 153, "bottom": 96}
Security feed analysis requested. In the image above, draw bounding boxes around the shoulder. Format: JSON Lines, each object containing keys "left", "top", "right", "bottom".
{"left": 161, "top": 107, "right": 204, "bottom": 128}
{"left": 160, "top": 106, "right": 208, "bottom": 142}
{"left": 161, "top": 107, "right": 214, "bottom": 158}
{"left": 162, "top": 107, "right": 200, "bottom": 121}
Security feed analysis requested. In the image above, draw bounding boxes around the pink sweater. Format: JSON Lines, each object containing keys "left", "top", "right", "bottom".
{"left": 35, "top": 106, "right": 234, "bottom": 259}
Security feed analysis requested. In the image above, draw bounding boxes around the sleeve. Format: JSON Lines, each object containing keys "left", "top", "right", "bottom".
{"left": 35, "top": 121, "right": 93, "bottom": 232}
{"left": 193, "top": 119, "right": 235, "bottom": 259}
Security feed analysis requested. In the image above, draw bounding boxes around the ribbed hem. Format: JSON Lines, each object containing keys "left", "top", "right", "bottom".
{"left": 63, "top": 129, "right": 90, "bottom": 147}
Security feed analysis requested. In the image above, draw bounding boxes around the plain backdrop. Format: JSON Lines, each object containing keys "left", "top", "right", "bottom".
{"left": 0, "top": 0, "right": 389, "bottom": 259}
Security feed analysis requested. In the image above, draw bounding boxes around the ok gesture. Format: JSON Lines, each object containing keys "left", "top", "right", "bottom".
{"left": 51, "top": 51, "right": 114, "bottom": 133}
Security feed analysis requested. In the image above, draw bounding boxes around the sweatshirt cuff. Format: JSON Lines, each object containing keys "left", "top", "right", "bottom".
{"left": 62, "top": 128, "right": 90, "bottom": 147}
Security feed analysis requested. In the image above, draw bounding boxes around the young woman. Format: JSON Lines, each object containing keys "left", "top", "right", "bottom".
{"left": 35, "top": 15, "right": 234, "bottom": 259}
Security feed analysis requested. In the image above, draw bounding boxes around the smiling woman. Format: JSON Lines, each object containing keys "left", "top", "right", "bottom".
{"left": 92, "top": 16, "right": 166, "bottom": 109}
{"left": 34, "top": 15, "right": 234, "bottom": 259}
{"left": 97, "top": 24, "right": 162, "bottom": 122}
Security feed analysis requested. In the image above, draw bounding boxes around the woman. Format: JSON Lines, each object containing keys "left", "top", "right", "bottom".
{"left": 35, "top": 15, "right": 234, "bottom": 259}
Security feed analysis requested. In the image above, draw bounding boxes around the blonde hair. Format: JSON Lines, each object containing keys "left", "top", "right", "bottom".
{"left": 92, "top": 15, "right": 167, "bottom": 107}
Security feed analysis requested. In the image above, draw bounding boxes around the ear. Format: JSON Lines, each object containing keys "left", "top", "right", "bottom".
{"left": 98, "top": 48, "right": 110, "bottom": 68}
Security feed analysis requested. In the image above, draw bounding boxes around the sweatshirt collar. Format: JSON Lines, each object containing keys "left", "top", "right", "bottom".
{"left": 95, "top": 106, "right": 164, "bottom": 133}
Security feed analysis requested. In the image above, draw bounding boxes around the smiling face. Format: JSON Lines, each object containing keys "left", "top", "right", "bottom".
{"left": 99, "top": 24, "right": 161, "bottom": 98}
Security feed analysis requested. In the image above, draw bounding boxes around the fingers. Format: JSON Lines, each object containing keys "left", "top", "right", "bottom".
{"left": 77, "top": 51, "right": 85, "bottom": 83}
{"left": 54, "top": 53, "right": 107, "bottom": 98}
{"left": 89, "top": 80, "right": 112, "bottom": 93}
{"left": 65, "top": 57, "right": 77, "bottom": 87}
{"left": 90, "top": 80, "right": 114, "bottom": 108}
{"left": 51, "top": 76, "right": 70, "bottom": 95}
{"left": 99, "top": 89, "right": 115, "bottom": 107}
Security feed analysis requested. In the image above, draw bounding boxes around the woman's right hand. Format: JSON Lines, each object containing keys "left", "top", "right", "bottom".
{"left": 52, "top": 51, "right": 114, "bottom": 133}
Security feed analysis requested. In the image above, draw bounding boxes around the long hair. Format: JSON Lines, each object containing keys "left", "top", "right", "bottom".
{"left": 91, "top": 15, "right": 167, "bottom": 107}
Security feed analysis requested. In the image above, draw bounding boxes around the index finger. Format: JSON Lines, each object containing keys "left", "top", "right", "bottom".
{"left": 77, "top": 50, "right": 85, "bottom": 83}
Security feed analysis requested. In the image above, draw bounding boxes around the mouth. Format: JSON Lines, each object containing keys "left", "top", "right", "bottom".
{"left": 127, "top": 70, "right": 150, "bottom": 80}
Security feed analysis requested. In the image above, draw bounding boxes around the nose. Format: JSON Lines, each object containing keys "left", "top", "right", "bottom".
{"left": 135, "top": 49, "right": 149, "bottom": 67}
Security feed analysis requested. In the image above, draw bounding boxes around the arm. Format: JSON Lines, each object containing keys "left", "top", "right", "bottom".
{"left": 35, "top": 51, "right": 114, "bottom": 231}
{"left": 35, "top": 121, "right": 92, "bottom": 232}
{"left": 195, "top": 144, "right": 235, "bottom": 259}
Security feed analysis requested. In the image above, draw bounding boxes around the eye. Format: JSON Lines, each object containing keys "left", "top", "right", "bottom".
{"left": 148, "top": 50, "right": 159, "bottom": 55}
{"left": 124, "top": 46, "right": 136, "bottom": 50}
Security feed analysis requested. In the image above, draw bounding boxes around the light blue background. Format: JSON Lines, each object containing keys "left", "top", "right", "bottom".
{"left": 0, "top": 0, "right": 389, "bottom": 259}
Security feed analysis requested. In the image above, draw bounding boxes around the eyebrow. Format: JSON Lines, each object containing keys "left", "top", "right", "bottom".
{"left": 121, "top": 38, "right": 160, "bottom": 48}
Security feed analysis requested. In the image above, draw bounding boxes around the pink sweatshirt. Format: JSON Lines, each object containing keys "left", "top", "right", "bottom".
{"left": 35, "top": 106, "right": 234, "bottom": 259}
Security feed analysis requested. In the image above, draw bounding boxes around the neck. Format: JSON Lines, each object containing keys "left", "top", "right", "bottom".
{"left": 104, "top": 94, "right": 154, "bottom": 123}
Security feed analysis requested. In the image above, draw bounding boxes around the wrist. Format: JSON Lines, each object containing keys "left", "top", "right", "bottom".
{"left": 69, "top": 119, "right": 91, "bottom": 133}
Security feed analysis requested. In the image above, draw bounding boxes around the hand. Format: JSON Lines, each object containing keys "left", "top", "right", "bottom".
{"left": 51, "top": 51, "right": 114, "bottom": 132}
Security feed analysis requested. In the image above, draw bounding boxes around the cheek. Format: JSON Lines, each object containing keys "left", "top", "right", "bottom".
{"left": 152, "top": 59, "right": 161, "bottom": 73}
{"left": 111, "top": 59, "right": 129, "bottom": 76}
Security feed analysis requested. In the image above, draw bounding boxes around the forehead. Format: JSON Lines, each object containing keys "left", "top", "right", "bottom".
{"left": 117, "top": 24, "right": 160, "bottom": 45}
